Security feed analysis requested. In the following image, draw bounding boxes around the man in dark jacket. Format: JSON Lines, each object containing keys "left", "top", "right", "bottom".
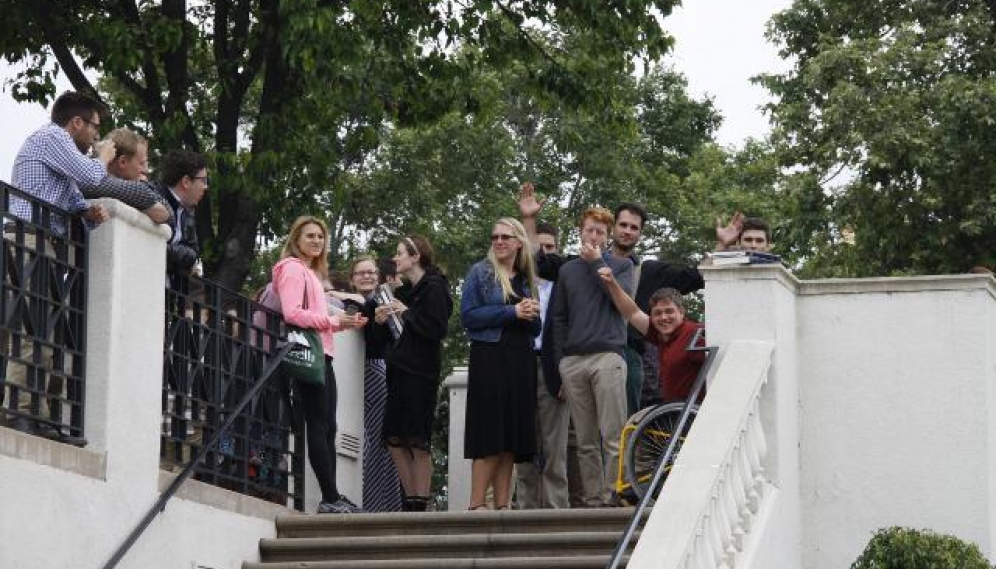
{"left": 153, "top": 150, "right": 208, "bottom": 289}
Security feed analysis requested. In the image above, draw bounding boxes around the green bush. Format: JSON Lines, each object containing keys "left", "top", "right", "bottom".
{"left": 851, "top": 526, "right": 993, "bottom": 569}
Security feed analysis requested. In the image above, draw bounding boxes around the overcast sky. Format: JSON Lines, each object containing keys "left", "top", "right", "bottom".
{"left": 0, "top": 0, "right": 792, "bottom": 182}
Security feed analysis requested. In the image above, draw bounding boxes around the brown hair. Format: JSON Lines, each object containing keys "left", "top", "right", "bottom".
{"left": 648, "top": 287, "right": 687, "bottom": 312}
{"left": 401, "top": 234, "right": 436, "bottom": 269}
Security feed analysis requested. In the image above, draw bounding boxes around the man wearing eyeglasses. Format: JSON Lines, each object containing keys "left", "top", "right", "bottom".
{"left": 152, "top": 150, "right": 209, "bottom": 290}
{"left": 10, "top": 90, "right": 115, "bottom": 233}
{"left": 3, "top": 90, "right": 117, "bottom": 443}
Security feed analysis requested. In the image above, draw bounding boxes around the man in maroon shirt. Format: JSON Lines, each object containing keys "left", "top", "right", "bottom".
{"left": 594, "top": 265, "right": 706, "bottom": 403}
{"left": 642, "top": 289, "right": 705, "bottom": 402}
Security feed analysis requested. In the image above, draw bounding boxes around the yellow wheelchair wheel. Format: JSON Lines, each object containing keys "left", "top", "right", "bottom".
{"left": 618, "top": 401, "right": 698, "bottom": 502}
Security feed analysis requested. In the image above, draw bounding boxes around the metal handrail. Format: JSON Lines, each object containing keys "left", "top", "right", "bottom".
{"left": 606, "top": 327, "right": 718, "bottom": 569}
{"left": 101, "top": 342, "right": 294, "bottom": 569}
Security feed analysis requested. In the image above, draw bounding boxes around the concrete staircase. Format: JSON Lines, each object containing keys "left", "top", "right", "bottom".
{"left": 243, "top": 507, "right": 648, "bottom": 568}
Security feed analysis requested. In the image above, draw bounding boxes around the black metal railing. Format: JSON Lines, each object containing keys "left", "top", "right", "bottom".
{"left": 0, "top": 181, "right": 89, "bottom": 445}
{"left": 161, "top": 275, "right": 305, "bottom": 510}
{"left": 606, "top": 328, "right": 719, "bottom": 569}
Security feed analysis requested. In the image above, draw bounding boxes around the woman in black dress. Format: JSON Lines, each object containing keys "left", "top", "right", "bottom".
{"left": 375, "top": 235, "right": 453, "bottom": 512}
{"left": 460, "top": 217, "right": 541, "bottom": 510}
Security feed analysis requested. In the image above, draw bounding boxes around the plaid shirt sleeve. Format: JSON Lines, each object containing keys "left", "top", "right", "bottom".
{"left": 12, "top": 124, "right": 105, "bottom": 214}
{"left": 84, "top": 176, "right": 171, "bottom": 217}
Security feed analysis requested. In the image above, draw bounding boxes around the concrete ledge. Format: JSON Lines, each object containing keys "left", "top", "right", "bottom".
{"left": 0, "top": 425, "right": 107, "bottom": 480}
{"left": 92, "top": 197, "right": 171, "bottom": 241}
{"left": 700, "top": 263, "right": 799, "bottom": 292}
{"left": 797, "top": 273, "right": 996, "bottom": 298}
{"left": 442, "top": 366, "right": 468, "bottom": 389}
{"left": 701, "top": 263, "right": 996, "bottom": 299}
{"left": 158, "top": 469, "right": 295, "bottom": 520}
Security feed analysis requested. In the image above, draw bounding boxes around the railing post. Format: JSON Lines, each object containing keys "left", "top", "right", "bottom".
{"left": 444, "top": 366, "right": 469, "bottom": 511}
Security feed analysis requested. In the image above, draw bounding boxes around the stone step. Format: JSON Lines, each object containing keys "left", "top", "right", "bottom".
{"left": 259, "top": 530, "right": 635, "bottom": 562}
{"left": 243, "top": 554, "right": 628, "bottom": 569}
{"left": 275, "top": 507, "right": 647, "bottom": 538}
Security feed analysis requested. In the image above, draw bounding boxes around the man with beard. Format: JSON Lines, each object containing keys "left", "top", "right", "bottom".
{"left": 10, "top": 90, "right": 114, "bottom": 232}
{"left": 4, "top": 90, "right": 115, "bottom": 442}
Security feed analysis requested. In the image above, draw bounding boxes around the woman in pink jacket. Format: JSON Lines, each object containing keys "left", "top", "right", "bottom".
{"left": 272, "top": 215, "right": 366, "bottom": 514}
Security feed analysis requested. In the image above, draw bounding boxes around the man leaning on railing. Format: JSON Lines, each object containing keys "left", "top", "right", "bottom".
{"left": 2, "top": 90, "right": 117, "bottom": 444}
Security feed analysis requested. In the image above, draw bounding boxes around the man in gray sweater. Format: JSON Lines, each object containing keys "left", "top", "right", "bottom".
{"left": 551, "top": 206, "right": 634, "bottom": 507}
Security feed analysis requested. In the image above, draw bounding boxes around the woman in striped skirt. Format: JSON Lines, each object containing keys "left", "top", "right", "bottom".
{"left": 349, "top": 255, "right": 404, "bottom": 512}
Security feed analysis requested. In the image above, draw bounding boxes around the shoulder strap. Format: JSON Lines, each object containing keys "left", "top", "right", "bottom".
{"left": 632, "top": 261, "right": 643, "bottom": 297}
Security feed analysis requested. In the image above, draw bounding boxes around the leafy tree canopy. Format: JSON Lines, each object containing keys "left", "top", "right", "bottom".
{"left": 0, "top": 0, "right": 681, "bottom": 290}
{"left": 759, "top": 0, "right": 996, "bottom": 277}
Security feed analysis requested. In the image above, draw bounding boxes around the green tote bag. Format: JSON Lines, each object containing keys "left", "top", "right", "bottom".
{"left": 278, "top": 279, "right": 326, "bottom": 386}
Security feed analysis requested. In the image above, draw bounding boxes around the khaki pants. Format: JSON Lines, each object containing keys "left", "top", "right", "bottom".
{"left": 515, "top": 359, "right": 571, "bottom": 508}
{"left": 559, "top": 352, "right": 627, "bottom": 506}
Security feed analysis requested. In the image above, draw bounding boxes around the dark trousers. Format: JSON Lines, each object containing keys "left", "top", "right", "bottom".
{"left": 298, "top": 356, "right": 340, "bottom": 503}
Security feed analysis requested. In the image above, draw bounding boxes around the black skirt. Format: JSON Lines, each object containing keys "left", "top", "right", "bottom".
{"left": 383, "top": 365, "right": 439, "bottom": 451}
{"left": 463, "top": 325, "right": 537, "bottom": 463}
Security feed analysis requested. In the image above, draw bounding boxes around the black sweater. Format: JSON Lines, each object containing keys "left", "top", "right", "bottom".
{"left": 382, "top": 266, "right": 453, "bottom": 380}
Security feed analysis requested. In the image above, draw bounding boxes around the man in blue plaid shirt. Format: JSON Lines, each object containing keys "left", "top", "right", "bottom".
{"left": 10, "top": 90, "right": 115, "bottom": 234}
{"left": 3, "top": 91, "right": 117, "bottom": 444}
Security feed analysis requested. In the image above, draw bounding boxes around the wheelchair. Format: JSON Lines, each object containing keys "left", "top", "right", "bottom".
{"left": 614, "top": 400, "right": 699, "bottom": 503}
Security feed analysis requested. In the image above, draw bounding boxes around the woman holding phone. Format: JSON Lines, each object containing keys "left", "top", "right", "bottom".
{"left": 272, "top": 215, "right": 366, "bottom": 514}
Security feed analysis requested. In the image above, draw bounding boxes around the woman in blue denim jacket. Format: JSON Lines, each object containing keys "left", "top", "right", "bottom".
{"left": 460, "top": 217, "right": 542, "bottom": 510}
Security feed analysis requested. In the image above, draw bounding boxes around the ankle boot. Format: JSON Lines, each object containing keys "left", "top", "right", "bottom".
{"left": 404, "top": 496, "right": 430, "bottom": 512}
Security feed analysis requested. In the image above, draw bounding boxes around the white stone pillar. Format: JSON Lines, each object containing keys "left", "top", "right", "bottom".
{"left": 701, "top": 263, "right": 802, "bottom": 568}
{"left": 84, "top": 199, "right": 170, "bottom": 485}
{"left": 444, "top": 366, "right": 469, "bottom": 511}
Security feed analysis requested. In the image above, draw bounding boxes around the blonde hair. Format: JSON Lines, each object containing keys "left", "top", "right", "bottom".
{"left": 486, "top": 217, "right": 537, "bottom": 301}
{"left": 105, "top": 127, "right": 146, "bottom": 160}
{"left": 280, "top": 216, "right": 330, "bottom": 282}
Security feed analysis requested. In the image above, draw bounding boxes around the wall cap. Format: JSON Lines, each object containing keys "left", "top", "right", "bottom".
{"left": 92, "top": 198, "right": 171, "bottom": 241}
{"left": 0, "top": 426, "right": 107, "bottom": 480}
{"left": 701, "top": 264, "right": 996, "bottom": 299}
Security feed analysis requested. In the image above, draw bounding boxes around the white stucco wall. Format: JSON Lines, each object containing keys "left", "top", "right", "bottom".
{"left": 795, "top": 277, "right": 996, "bottom": 568}
{"left": 0, "top": 201, "right": 367, "bottom": 569}
{"left": 696, "top": 266, "right": 996, "bottom": 569}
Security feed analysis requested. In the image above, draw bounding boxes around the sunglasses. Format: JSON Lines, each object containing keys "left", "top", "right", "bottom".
{"left": 491, "top": 233, "right": 516, "bottom": 242}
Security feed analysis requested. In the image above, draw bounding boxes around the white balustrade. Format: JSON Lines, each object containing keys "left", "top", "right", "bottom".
{"left": 628, "top": 340, "right": 774, "bottom": 569}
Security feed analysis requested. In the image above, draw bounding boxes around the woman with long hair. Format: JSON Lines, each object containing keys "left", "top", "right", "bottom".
{"left": 460, "top": 218, "right": 541, "bottom": 510}
{"left": 273, "top": 215, "right": 365, "bottom": 514}
{"left": 375, "top": 235, "right": 453, "bottom": 512}
{"left": 348, "top": 255, "right": 403, "bottom": 512}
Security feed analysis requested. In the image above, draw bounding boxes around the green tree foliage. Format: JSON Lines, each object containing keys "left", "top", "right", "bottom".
{"left": 759, "top": 0, "right": 996, "bottom": 277}
{"left": 0, "top": 0, "right": 681, "bottom": 291}
{"left": 851, "top": 526, "right": 993, "bottom": 569}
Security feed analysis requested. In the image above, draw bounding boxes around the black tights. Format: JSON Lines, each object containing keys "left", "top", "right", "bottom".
{"left": 297, "top": 357, "right": 339, "bottom": 503}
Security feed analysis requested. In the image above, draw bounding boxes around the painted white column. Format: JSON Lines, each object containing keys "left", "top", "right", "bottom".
{"left": 84, "top": 199, "right": 170, "bottom": 484}
{"left": 701, "top": 264, "right": 803, "bottom": 569}
{"left": 444, "top": 366, "right": 469, "bottom": 511}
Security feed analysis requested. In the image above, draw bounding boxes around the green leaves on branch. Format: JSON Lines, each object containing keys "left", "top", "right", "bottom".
{"left": 761, "top": 0, "right": 996, "bottom": 276}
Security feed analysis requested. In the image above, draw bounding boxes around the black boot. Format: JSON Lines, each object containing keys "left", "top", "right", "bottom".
{"left": 403, "top": 496, "right": 430, "bottom": 512}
